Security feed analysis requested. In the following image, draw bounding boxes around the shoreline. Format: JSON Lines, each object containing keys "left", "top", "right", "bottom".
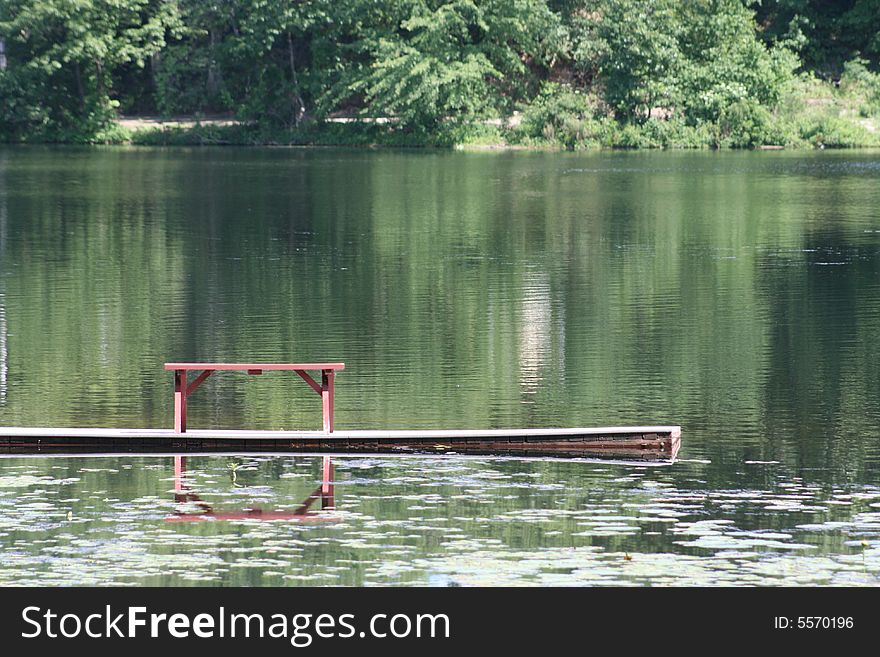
{"left": 2, "top": 115, "right": 879, "bottom": 151}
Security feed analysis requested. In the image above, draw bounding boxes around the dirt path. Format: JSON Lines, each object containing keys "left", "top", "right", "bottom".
{"left": 117, "top": 116, "right": 239, "bottom": 130}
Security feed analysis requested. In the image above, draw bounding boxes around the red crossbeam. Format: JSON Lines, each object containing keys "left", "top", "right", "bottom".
{"left": 186, "top": 370, "right": 215, "bottom": 396}
{"left": 294, "top": 369, "right": 322, "bottom": 395}
{"left": 165, "top": 363, "right": 344, "bottom": 371}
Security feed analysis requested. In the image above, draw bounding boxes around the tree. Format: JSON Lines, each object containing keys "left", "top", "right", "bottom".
{"left": 151, "top": 0, "right": 244, "bottom": 116}
{"left": 593, "top": 0, "right": 681, "bottom": 120}
{"left": 676, "top": 0, "right": 796, "bottom": 123}
{"left": 226, "top": 0, "right": 334, "bottom": 127}
{"left": 839, "top": 0, "right": 880, "bottom": 64}
{"left": 328, "top": 0, "right": 560, "bottom": 132}
{"left": 585, "top": 0, "right": 795, "bottom": 125}
{"left": 0, "top": 0, "right": 182, "bottom": 140}
{"left": 751, "top": 0, "right": 880, "bottom": 74}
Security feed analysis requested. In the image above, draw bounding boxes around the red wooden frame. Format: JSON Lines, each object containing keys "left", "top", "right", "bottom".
{"left": 169, "top": 455, "right": 335, "bottom": 521}
{"left": 164, "top": 362, "right": 344, "bottom": 434}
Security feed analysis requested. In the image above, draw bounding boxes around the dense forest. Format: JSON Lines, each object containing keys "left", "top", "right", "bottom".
{"left": 1, "top": 0, "right": 879, "bottom": 147}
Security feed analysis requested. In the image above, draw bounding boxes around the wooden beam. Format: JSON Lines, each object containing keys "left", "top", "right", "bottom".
{"left": 294, "top": 369, "right": 322, "bottom": 395}
{"left": 186, "top": 369, "right": 214, "bottom": 396}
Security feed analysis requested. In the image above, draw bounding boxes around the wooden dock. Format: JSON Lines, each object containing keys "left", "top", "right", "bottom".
{"left": 0, "top": 425, "right": 681, "bottom": 460}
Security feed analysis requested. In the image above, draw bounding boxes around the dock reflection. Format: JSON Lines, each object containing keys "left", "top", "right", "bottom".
{"left": 167, "top": 455, "right": 336, "bottom": 523}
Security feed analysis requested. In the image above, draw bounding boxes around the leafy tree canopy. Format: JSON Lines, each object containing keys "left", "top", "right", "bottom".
{"left": 0, "top": 0, "right": 878, "bottom": 141}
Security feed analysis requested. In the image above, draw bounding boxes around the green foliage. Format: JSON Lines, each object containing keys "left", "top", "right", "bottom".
{"left": 715, "top": 99, "right": 781, "bottom": 148}
{"left": 229, "top": 0, "right": 338, "bottom": 127}
{"left": 593, "top": 0, "right": 681, "bottom": 119}
{"left": 795, "top": 114, "right": 879, "bottom": 148}
{"left": 753, "top": 0, "right": 880, "bottom": 72}
{"left": 128, "top": 119, "right": 464, "bottom": 147}
{"left": 152, "top": 0, "right": 333, "bottom": 125}
{"left": 1, "top": 0, "right": 880, "bottom": 147}
{"left": 623, "top": 116, "right": 714, "bottom": 148}
{"left": 763, "top": 66, "right": 880, "bottom": 149}
{"left": 153, "top": 28, "right": 234, "bottom": 116}
{"left": 512, "top": 83, "right": 719, "bottom": 149}
{"left": 516, "top": 82, "right": 603, "bottom": 147}
{"left": 328, "top": 0, "right": 560, "bottom": 133}
{"left": 676, "top": 1, "right": 797, "bottom": 122}
{"left": 839, "top": 58, "right": 880, "bottom": 117}
{"left": 588, "top": 0, "right": 797, "bottom": 125}
{"left": 0, "top": 0, "right": 182, "bottom": 141}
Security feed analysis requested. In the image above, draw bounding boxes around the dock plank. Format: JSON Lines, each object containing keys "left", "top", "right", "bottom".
{"left": 0, "top": 426, "right": 681, "bottom": 459}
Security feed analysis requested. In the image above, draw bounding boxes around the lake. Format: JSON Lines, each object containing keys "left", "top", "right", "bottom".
{"left": 0, "top": 147, "right": 879, "bottom": 585}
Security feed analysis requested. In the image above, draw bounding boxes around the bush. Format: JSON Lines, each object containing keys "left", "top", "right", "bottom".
{"left": 129, "top": 120, "right": 459, "bottom": 148}
{"left": 614, "top": 117, "right": 713, "bottom": 149}
{"left": 0, "top": 68, "right": 125, "bottom": 143}
{"left": 840, "top": 58, "right": 880, "bottom": 117}
{"left": 518, "top": 84, "right": 595, "bottom": 135}
{"left": 716, "top": 99, "right": 776, "bottom": 147}
{"left": 796, "top": 115, "right": 878, "bottom": 148}
{"left": 515, "top": 83, "right": 614, "bottom": 149}
{"left": 0, "top": 71, "right": 47, "bottom": 141}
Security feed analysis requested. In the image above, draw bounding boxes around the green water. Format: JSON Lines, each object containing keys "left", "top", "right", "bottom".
{"left": 0, "top": 147, "right": 879, "bottom": 585}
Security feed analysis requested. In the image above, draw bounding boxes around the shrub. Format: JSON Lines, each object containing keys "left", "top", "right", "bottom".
{"left": 515, "top": 83, "right": 615, "bottom": 149}
{"left": 840, "top": 58, "right": 880, "bottom": 117}
{"left": 797, "top": 115, "right": 878, "bottom": 148}
{"left": 518, "top": 84, "right": 595, "bottom": 136}
{"left": 716, "top": 99, "right": 776, "bottom": 147}
{"left": 613, "top": 117, "right": 713, "bottom": 149}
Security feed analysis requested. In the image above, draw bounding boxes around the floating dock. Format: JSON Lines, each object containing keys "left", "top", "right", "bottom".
{"left": 0, "top": 426, "right": 681, "bottom": 460}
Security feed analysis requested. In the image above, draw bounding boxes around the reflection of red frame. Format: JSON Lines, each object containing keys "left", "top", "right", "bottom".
{"left": 166, "top": 456, "right": 337, "bottom": 523}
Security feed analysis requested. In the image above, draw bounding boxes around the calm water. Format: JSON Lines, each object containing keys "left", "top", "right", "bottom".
{"left": 0, "top": 147, "right": 879, "bottom": 585}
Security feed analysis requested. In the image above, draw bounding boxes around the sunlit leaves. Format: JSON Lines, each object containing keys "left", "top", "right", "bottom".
{"left": 0, "top": 0, "right": 182, "bottom": 140}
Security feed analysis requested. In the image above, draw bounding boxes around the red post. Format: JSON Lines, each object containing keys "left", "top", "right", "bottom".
{"left": 174, "top": 369, "right": 187, "bottom": 433}
{"left": 321, "top": 369, "right": 335, "bottom": 433}
{"left": 174, "top": 455, "right": 187, "bottom": 502}
{"left": 174, "top": 455, "right": 186, "bottom": 487}
{"left": 321, "top": 456, "right": 334, "bottom": 509}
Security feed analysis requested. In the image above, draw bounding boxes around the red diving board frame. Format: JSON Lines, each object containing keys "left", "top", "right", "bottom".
{"left": 164, "top": 362, "right": 345, "bottom": 434}
{"left": 168, "top": 455, "right": 336, "bottom": 522}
